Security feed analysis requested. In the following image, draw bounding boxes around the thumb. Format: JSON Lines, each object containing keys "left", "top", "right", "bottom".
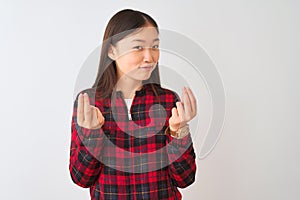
{"left": 171, "top": 107, "right": 179, "bottom": 118}
{"left": 96, "top": 107, "right": 105, "bottom": 125}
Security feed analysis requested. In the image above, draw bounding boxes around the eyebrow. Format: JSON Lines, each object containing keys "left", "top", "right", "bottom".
{"left": 131, "top": 38, "right": 160, "bottom": 43}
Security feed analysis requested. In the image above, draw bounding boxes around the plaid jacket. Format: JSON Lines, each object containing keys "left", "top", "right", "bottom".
{"left": 69, "top": 83, "right": 196, "bottom": 200}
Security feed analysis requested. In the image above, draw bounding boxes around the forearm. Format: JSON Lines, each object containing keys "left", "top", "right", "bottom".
{"left": 166, "top": 133, "right": 197, "bottom": 188}
{"left": 69, "top": 118, "right": 105, "bottom": 188}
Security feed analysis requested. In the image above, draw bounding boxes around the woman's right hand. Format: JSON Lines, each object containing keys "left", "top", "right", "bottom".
{"left": 77, "top": 93, "right": 105, "bottom": 129}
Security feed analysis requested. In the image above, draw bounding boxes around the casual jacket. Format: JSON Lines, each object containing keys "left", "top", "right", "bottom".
{"left": 69, "top": 83, "right": 196, "bottom": 200}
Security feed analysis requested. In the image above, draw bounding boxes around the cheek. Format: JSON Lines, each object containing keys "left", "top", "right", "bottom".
{"left": 154, "top": 51, "right": 160, "bottom": 61}
{"left": 117, "top": 54, "right": 142, "bottom": 71}
{"left": 121, "top": 53, "right": 143, "bottom": 67}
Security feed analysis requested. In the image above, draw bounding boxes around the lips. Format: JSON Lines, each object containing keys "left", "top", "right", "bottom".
{"left": 139, "top": 65, "right": 153, "bottom": 69}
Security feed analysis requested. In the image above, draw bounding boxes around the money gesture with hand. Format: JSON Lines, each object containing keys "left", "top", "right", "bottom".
{"left": 77, "top": 93, "right": 105, "bottom": 129}
{"left": 168, "top": 87, "right": 197, "bottom": 131}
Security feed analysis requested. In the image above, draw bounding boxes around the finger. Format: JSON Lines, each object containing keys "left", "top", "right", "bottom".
{"left": 77, "top": 93, "right": 84, "bottom": 123}
{"left": 93, "top": 107, "right": 100, "bottom": 126}
{"left": 176, "top": 101, "right": 185, "bottom": 126}
{"left": 186, "top": 87, "right": 197, "bottom": 114}
{"left": 83, "top": 93, "right": 92, "bottom": 122}
{"left": 181, "top": 87, "right": 184, "bottom": 106}
{"left": 183, "top": 87, "right": 193, "bottom": 116}
{"left": 96, "top": 107, "right": 104, "bottom": 125}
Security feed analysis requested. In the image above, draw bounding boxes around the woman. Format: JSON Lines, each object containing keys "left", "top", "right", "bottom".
{"left": 69, "top": 9, "right": 197, "bottom": 200}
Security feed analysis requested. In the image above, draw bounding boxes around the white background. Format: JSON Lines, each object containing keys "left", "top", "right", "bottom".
{"left": 1, "top": 0, "right": 299, "bottom": 199}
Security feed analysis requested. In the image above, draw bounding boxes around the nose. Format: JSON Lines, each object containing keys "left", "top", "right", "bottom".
{"left": 143, "top": 48, "right": 154, "bottom": 62}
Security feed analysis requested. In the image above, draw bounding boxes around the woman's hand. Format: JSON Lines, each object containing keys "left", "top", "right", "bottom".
{"left": 169, "top": 87, "right": 197, "bottom": 132}
{"left": 77, "top": 93, "right": 105, "bottom": 129}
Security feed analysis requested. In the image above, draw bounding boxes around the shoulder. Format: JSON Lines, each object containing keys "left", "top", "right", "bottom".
{"left": 73, "top": 87, "right": 108, "bottom": 113}
{"left": 74, "top": 88, "right": 96, "bottom": 99}
{"left": 73, "top": 87, "right": 101, "bottom": 106}
{"left": 147, "top": 83, "right": 181, "bottom": 102}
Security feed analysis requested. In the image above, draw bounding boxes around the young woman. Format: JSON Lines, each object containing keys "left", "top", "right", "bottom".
{"left": 69, "top": 9, "right": 197, "bottom": 200}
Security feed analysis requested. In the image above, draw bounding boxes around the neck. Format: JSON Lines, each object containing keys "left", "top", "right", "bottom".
{"left": 116, "top": 76, "right": 143, "bottom": 99}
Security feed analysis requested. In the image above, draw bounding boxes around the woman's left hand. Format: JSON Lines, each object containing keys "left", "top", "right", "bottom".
{"left": 169, "top": 87, "right": 197, "bottom": 132}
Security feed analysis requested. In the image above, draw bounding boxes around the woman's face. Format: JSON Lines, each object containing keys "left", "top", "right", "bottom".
{"left": 109, "top": 25, "right": 160, "bottom": 81}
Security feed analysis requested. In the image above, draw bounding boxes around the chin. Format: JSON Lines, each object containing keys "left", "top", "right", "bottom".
{"left": 132, "top": 74, "right": 152, "bottom": 81}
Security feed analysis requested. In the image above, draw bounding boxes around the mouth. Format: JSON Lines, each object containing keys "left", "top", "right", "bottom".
{"left": 139, "top": 65, "right": 153, "bottom": 70}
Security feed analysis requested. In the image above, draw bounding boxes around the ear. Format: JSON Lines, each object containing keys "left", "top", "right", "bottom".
{"left": 108, "top": 45, "right": 117, "bottom": 60}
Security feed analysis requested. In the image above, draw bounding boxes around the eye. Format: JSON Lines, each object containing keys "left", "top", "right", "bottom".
{"left": 152, "top": 45, "right": 159, "bottom": 49}
{"left": 133, "top": 46, "right": 143, "bottom": 50}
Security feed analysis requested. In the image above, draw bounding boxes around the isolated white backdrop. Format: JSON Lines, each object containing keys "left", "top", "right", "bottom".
{"left": 0, "top": 0, "right": 299, "bottom": 199}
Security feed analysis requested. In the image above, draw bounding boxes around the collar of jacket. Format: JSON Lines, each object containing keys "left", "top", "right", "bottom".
{"left": 115, "top": 84, "right": 149, "bottom": 98}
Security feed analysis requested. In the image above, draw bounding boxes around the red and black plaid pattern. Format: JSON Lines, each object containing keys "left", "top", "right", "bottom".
{"left": 69, "top": 83, "right": 196, "bottom": 200}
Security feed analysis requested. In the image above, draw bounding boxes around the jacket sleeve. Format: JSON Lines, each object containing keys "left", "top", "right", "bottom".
{"left": 166, "top": 92, "right": 197, "bottom": 188}
{"left": 69, "top": 90, "right": 105, "bottom": 188}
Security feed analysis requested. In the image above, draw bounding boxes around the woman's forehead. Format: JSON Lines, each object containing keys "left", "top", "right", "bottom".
{"left": 121, "top": 27, "right": 159, "bottom": 43}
